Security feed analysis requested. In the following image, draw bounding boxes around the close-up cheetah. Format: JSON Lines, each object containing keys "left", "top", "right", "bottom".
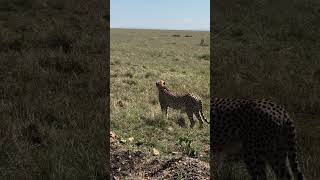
{"left": 211, "top": 98, "right": 304, "bottom": 180}
{"left": 155, "top": 80, "right": 209, "bottom": 128}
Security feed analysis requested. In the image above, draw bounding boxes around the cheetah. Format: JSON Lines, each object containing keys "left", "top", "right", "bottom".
{"left": 211, "top": 98, "right": 304, "bottom": 180}
{"left": 155, "top": 80, "right": 209, "bottom": 128}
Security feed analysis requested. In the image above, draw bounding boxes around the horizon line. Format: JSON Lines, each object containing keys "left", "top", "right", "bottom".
{"left": 110, "top": 27, "right": 209, "bottom": 32}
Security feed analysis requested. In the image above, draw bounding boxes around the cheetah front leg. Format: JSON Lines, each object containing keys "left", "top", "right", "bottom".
{"left": 160, "top": 105, "right": 168, "bottom": 119}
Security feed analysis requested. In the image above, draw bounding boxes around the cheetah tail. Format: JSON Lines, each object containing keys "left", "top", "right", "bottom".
{"left": 285, "top": 120, "right": 304, "bottom": 180}
{"left": 199, "top": 100, "right": 209, "bottom": 124}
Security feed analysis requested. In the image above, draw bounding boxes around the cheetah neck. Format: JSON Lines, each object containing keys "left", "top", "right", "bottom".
{"left": 160, "top": 87, "right": 181, "bottom": 97}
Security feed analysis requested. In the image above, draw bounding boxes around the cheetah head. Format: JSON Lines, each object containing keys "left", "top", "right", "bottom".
{"left": 156, "top": 80, "right": 166, "bottom": 90}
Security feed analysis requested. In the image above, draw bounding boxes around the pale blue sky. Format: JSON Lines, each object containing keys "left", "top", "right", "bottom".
{"left": 111, "top": 0, "right": 210, "bottom": 31}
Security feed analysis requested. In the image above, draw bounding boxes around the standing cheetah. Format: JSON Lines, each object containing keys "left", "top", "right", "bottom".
{"left": 211, "top": 98, "right": 304, "bottom": 180}
{"left": 155, "top": 80, "right": 209, "bottom": 128}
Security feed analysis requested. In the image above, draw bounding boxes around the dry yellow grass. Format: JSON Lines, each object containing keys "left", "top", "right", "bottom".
{"left": 110, "top": 28, "right": 210, "bottom": 166}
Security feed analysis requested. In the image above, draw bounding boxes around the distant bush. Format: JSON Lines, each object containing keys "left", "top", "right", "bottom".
{"left": 197, "top": 54, "right": 210, "bottom": 61}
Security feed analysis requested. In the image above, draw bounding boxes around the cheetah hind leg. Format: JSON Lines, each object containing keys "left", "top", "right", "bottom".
{"left": 186, "top": 110, "right": 195, "bottom": 128}
{"left": 194, "top": 112, "right": 204, "bottom": 129}
{"left": 268, "top": 151, "right": 291, "bottom": 180}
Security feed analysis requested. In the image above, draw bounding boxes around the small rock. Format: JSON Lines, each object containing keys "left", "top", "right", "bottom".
{"left": 204, "top": 145, "right": 210, "bottom": 153}
{"left": 117, "top": 100, "right": 125, "bottom": 107}
{"left": 110, "top": 131, "right": 117, "bottom": 139}
{"left": 136, "top": 140, "right": 144, "bottom": 146}
{"left": 152, "top": 148, "right": 160, "bottom": 156}
{"left": 113, "top": 176, "right": 120, "bottom": 180}
{"left": 110, "top": 138, "right": 117, "bottom": 144}
{"left": 120, "top": 138, "right": 126, "bottom": 144}
{"left": 167, "top": 127, "right": 174, "bottom": 131}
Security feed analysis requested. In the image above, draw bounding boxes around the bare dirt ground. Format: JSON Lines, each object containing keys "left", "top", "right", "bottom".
{"left": 110, "top": 132, "right": 210, "bottom": 180}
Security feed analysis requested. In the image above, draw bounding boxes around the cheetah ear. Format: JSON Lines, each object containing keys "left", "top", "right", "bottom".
{"left": 163, "top": 81, "right": 165, "bottom": 85}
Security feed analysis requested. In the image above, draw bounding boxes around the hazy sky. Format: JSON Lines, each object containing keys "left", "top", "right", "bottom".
{"left": 111, "top": 0, "right": 210, "bottom": 31}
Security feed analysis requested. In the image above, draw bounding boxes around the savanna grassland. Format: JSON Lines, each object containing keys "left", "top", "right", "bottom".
{"left": 213, "top": 0, "right": 320, "bottom": 179}
{"left": 0, "top": 0, "right": 107, "bottom": 179}
{"left": 110, "top": 28, "right": 210, "bottom": 178}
